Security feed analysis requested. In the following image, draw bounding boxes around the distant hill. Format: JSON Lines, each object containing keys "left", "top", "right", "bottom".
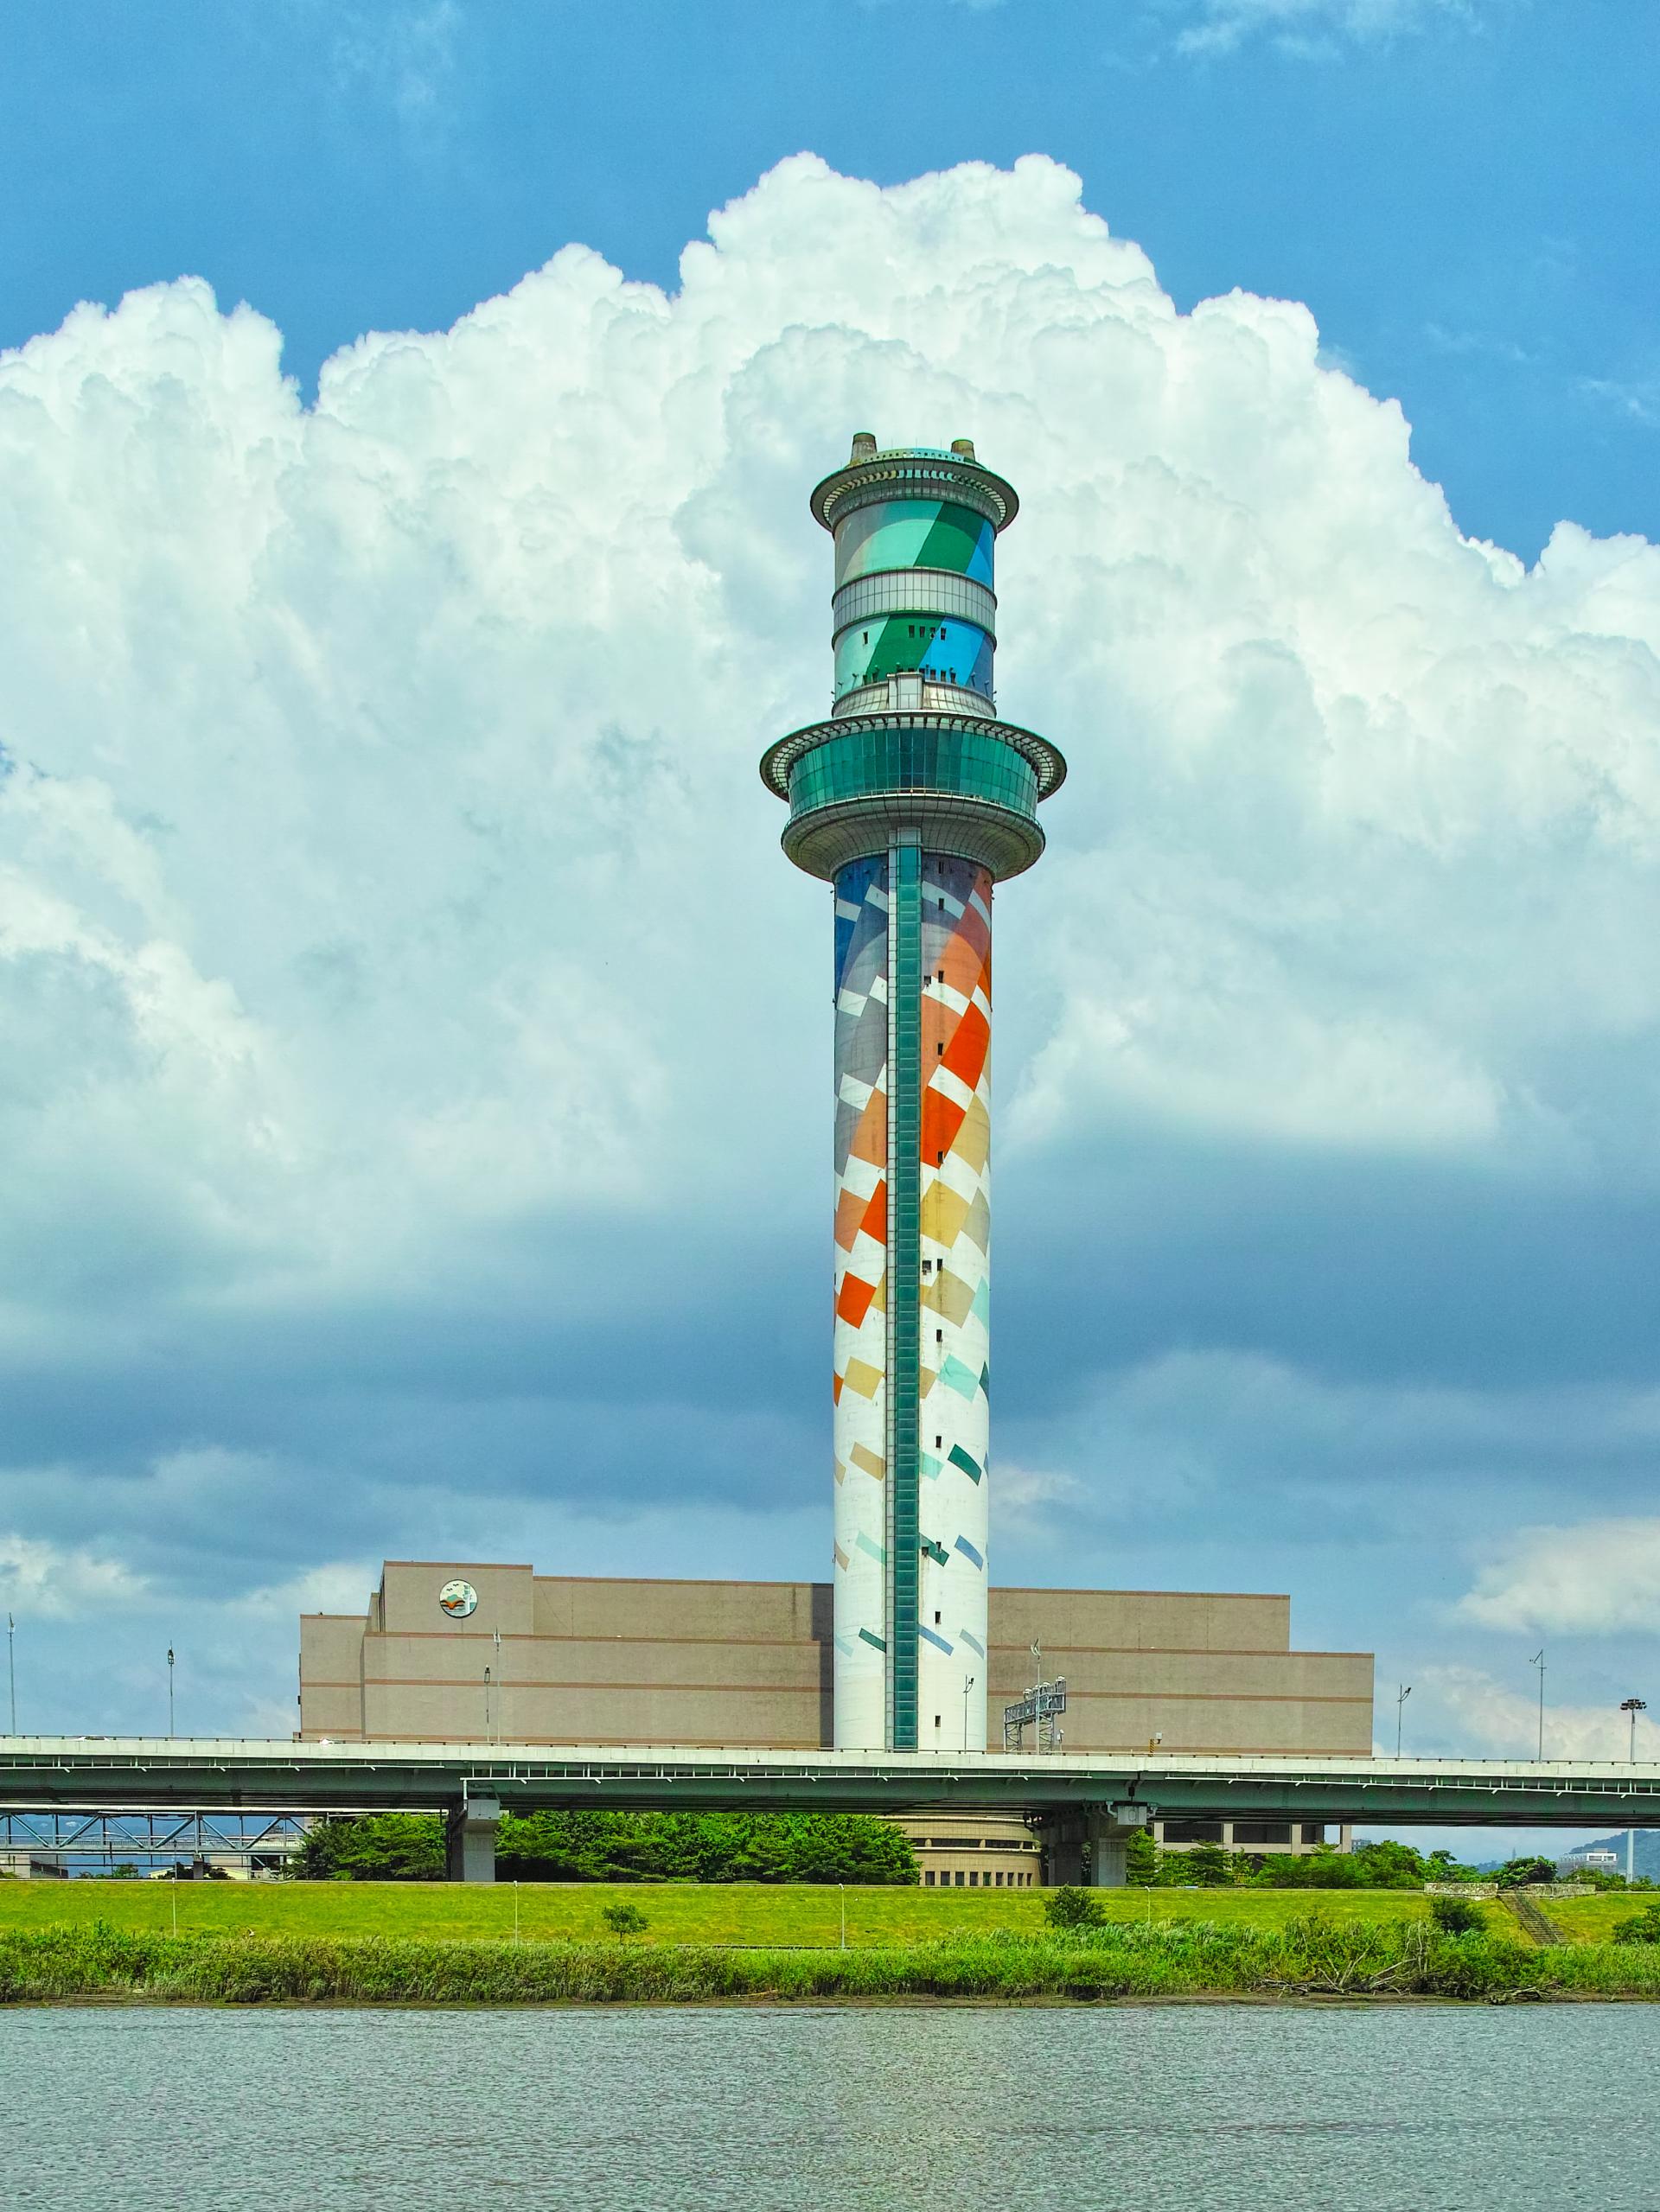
{"left": 1559, "top": 1829, "right": 1660, "bottom": 1880}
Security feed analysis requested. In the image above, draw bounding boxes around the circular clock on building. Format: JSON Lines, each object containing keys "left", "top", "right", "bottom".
{"left": 437, "top": 1578, "right": 478, "bottom": 1618}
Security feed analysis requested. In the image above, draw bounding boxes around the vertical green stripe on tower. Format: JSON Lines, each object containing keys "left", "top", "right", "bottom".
{"left": 887, "top": 829, "right": 922, "bottom": 1750}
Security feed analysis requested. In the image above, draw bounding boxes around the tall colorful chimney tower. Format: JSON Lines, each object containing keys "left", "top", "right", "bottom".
{"left": 761, "top": 437, "right": 1065, "bottom": 1752}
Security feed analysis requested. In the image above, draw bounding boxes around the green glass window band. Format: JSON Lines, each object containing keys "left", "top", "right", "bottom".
{"left": 887, "top": 831, "right": 922, "bottom": 1752}
{"left": 788, "top": 728, "right": 1038, "bottom": 824}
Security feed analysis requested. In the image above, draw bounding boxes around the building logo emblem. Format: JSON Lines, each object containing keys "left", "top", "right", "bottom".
{"left": 437, "top": 1578, "right": 478, "bottom": 1619}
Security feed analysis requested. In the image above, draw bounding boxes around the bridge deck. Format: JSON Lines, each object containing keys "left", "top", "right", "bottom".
{"left": 3, "top": 1738, "right": 1657, "bottom": 1827}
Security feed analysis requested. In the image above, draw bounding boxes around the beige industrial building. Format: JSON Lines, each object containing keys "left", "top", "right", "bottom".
{"left": 300, "top": 1562, "right": 1370, "bottom": 1882}
{"left": 300, "top": 1560, "right": 1371, "bottom": 1757}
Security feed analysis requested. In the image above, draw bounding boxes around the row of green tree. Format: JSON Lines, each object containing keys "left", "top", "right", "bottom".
{"left": 1122, "top": 1833, "right": 1571, "bottom": 1890}
{"left": 294, "top": 1809, "right": 918, "bottom": 1884}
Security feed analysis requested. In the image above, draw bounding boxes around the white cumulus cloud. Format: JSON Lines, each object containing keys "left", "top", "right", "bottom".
{"left": 1410, "top": 1663, "right": 1660, "bottom": 1761}
{"left": 1457, "top": 1520, "right": 1660, "bottom": 1636}
{"left": 0, "top": 1533, "right": 148, "bottom": 1621}
{"left": 2, "top": 153, "right": 1659, "bottom": 1725}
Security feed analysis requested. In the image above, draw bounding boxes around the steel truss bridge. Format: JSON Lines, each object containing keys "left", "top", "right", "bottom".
{"left": 3, "top": 1737, "right": 1657, "bottom": 1880}
{"left": 1, "top": 1807, "right": 307, "bottom": 1872}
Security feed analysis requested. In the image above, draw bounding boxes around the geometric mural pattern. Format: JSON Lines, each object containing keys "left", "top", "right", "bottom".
{"left": 830, "top": 847, "right": 994, "bottom": 1751}
{"left": 831, "top": 853, "right": 892, "bottom": 1746}
{"left": 915, "top": 854, "right": 993, "bottom": 1750}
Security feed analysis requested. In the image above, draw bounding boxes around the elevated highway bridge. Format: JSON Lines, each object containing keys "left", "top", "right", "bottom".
{"left": 4, "top": 1737, "right": 1657, "bottom": 1881}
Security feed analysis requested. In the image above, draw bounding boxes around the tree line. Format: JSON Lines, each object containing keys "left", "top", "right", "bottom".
{"left": 1126, "top": 1833, "right": 1552, "bottom": 1890}
{"left": 294, "top": 1809, "right": 918, "bottom": 1884}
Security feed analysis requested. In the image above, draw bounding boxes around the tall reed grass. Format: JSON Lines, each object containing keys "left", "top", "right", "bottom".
{"left": 4, "top": 1915, "right": 1659, "bottom": 2005}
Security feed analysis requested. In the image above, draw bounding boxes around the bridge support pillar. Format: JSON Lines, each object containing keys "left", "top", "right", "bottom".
{"left": 1084, "top": 1801, "right": 1153, "bottom": 1888}
{"left": 445, "top": 1793, "right": 501, "bottom": 1883}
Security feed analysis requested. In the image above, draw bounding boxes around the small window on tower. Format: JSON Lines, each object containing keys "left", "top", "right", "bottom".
{"left": 936, "top": 1042, "right": 944, "bottom": 1055}
{"left": 935, "top": 1329, "right": 943, "bottom": 1343}
{"left": 935, "top": 1435, "right": 942, "bottom": 1450}
{"left": 934, "top": 1714, "right": 942, "bottom": 1729}
{"left": 934, "top": 1610, "right": 942, "bottom": 1625}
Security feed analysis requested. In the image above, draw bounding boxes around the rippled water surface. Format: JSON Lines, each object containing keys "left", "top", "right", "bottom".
{"left": 8, "top": 2004, "right": 1660, "bottom": 2211}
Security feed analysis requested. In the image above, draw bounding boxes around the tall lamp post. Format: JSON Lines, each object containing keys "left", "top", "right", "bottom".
{"left": 7, "top": 1613, "right": 14, "bottom": 1736}
{"left": 962, "top": 1673, "right": 976, "bottom": 1751}
{"left": 1529, "top": 1648, "right": 1546, "bottom": 1759}
{"left": 1621, "top": 1697, "right": 1647, "bottom": 1882}
{"left": 1395, "top": 1683, "right": 1412, "bottom": 1758}
{"left": 167, "top": 1648, "right": 175, "bottom": 1739}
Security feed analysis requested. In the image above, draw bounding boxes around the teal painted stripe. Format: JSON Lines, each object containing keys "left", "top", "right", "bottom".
{"left": 938, "top": 1353, "right": 980, "bottom": 1399}
{"left": 948, "top": 1444, "right": 982, "bottom": 1483}
{"left": 859, "top": 1627, "right": 888, "bottom": 1654}
{"left": 888, "top": 831, "right": 922, "bottom": 1751}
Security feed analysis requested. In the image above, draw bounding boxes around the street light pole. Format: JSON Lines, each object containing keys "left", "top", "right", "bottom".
{"left": 962, "top": 1673, "right": 975, "bottom": 1751}
{"left": 167, "top": 1648, "right": 175, "bottom": 1739}
{"left": 7, "top": 1614, "right": 14, "bottom": 1736}
{"left": 1621, "top": 1698, "right": 1647, "bottom": 1882}
{"left": 1395, "top": 1684, "right": 1411, "bottom": 1758}
{"left": 1529, "top": 1648, "right": 1546, "bottom": 1759}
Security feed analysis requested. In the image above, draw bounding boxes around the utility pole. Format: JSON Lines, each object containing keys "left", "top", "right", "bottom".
{"left": 1621, "top": 1698, "right": 1647, "bottom": 1882}
{"left": 167, "top": 1648, "right": 175, "bottom": 1739}
{"left": 1395, "top": 1683, "right": 1411, "bottom": 1758}
{"left": 1529, "top": 1648, "right": 1546, "bottom": 1759}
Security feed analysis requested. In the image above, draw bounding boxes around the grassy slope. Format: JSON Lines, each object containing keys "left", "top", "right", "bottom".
{"left": 0, "top": 1880, "right": 1440, "bottom": 1946}
{"left": 1545, "top": 1895, "right": 1658, "bottom": 1943}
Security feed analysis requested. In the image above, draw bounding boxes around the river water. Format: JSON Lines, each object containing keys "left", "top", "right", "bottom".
{"left": 6, "top": 2004, "right": 1659, "bottom": 2209}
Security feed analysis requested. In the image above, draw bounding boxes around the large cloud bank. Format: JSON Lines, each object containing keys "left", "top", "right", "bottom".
{"left": 3, "top": 155, "right": 1658, "bottom": 1735}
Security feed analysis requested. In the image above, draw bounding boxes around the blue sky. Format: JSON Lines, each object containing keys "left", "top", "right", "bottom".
{"left": 4, "top": 0, "right": 1655, "bottom": 562}
{"left": 2, "top": 0, "right": 1659, "bottom": 1845}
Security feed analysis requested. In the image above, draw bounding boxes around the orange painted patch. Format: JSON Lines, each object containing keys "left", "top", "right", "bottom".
{"left": 942, "top": 1002, "right": 990, "bottom": 1092}
{"left": 834, "top": 1184, "right": 866, "bottom": 1252}
{"left": 937, "top": 932, "right": 983, "bottom": 1000}
{"left": 859, "top": 1179, "right": 888, "bottom": 1242}
{"left": 921, "top": 1088, "right": 967, "bottom": 1163}
{"left": 837, "top": 1272, "right": 878, "bottom": 1329}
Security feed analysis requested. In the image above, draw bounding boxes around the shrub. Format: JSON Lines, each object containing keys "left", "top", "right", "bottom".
{"left": 600, "top": 1901, "right": 649, "bottom": 1938}
{"left": 1612, "top": 1906, "right": 1660, "bottom": 1946}
{"left": 1497, "top": 1856, "right": 1555, "bottom": 1890}
{"left": 1043, "top": 1885, "right": 1105, "bottom": 1928}
{"left": 1429, "top": 1895, "right": 1486, "bottom": 1935}
{"left": 1124, "top": 1828, "right": 1160, "bottom": 1886}
{"left": 1184, "top": 1843, "right": 1233, "bottom": 1887}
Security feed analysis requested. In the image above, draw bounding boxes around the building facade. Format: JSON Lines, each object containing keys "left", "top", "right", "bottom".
{"left": 759, "top": 435, "right": 1065, "bottom": 1753}
{"left": 299, "top": 1561, "right": 1372, "bottom": 1757}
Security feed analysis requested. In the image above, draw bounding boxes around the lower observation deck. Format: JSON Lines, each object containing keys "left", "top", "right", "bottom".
{"left": 761, "top": 704, "right": 1067, "bottom": 883}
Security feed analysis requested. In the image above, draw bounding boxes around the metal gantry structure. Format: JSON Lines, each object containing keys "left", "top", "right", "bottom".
{"left": 1, "top": 1806, "right": 307, "bottom": 1874}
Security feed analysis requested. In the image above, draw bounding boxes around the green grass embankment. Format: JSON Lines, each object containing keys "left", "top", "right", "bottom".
{"left": 0, "top": 1880, "right": 1440, "bottom": 1947}
{"left": 3, "top": 1915, "right": 1657, "bottom": 2005}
